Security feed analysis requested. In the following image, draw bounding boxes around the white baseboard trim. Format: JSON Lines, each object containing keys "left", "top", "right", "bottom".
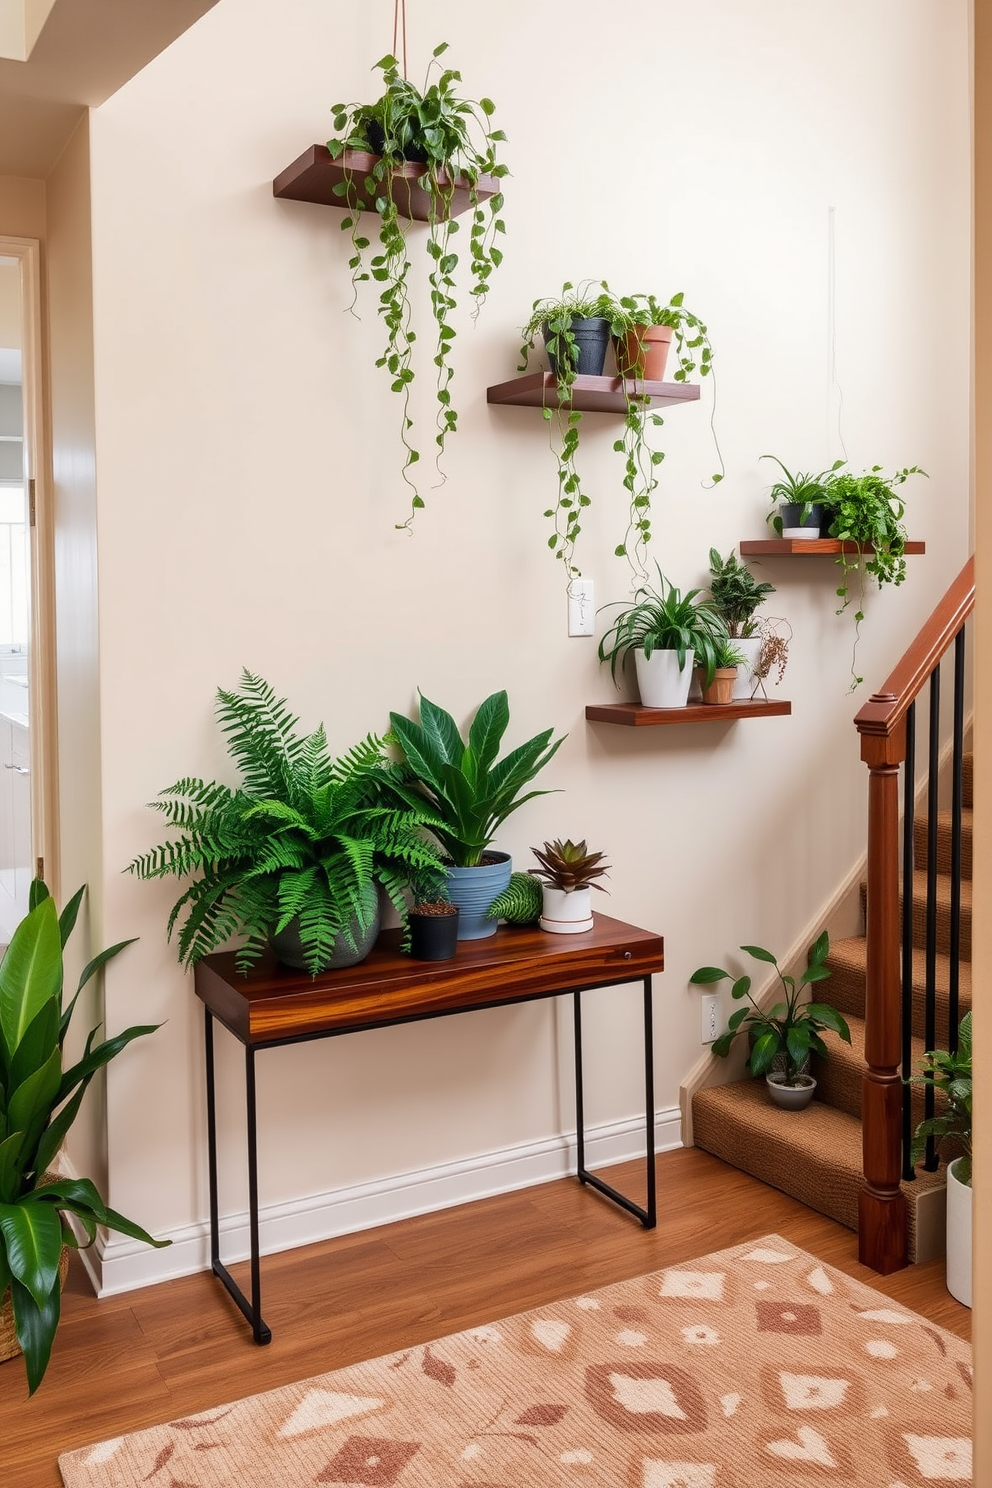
{"left": 77, "top": 1107, "right": 681, "bottom": 1296}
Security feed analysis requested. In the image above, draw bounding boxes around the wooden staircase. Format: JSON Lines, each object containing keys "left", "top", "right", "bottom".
{"left": 692, "top": 753, "right": 972, "bottom": 1257}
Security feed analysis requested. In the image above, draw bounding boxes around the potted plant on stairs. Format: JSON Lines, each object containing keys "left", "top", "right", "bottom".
{"left": 530, "top": 838, "right": 610, "bottom": 934}
{"left": 0, "top": 882, "right": 169, "bottom": 1393}
{"left": 128, "top": 672, "right": 450, "bottom": 975}
{"left": 690, "top": 933, "right": 852, "bottom": 1110}
{"left": 910, "top": 1011, "right": 972, "bottom": 1307}
{"left": 388, "top": 690, "right": 565, "bottom": 940}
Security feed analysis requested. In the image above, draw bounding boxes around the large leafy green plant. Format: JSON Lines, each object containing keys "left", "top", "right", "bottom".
{"left": 597, "top": 566, "right": 728, "bottom": 689}
{"left": 388, "top": 690, "right": 565, "bottom": 867}
{"left": 708, "top": 548, "right": 776, "bottom": 638}
{"left": 690, "top": 933, "right": 851, "bottom": 1086}
{"left": 128, "top": 673, "right": 448, "bottom": 975}
{"left": 0, "top": 882, "right": 166, "bottom": 1393}
{"left": 328, "top": 44, "right": 507, "bottom": 528}
{"left": 910, "top": 1011, "right": 972, "bottom": 1185}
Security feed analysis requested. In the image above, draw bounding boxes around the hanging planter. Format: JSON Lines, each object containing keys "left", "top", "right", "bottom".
{"left": 323, "top": 21, "right": 507, "bottom": 530}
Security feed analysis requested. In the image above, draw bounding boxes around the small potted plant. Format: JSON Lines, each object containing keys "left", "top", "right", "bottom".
{"left": 690, "top": 933, "right": 851, "bottom": 1110}
{"left": 909, "top": 1011, "right": 972, "bottom": 1307}
{"left": 697, "top": 638, "right": 747, "bottom": 706}
{"left": 129, "top": 673, "right": 450, "bottom": 975}
{"left": 749, "top": 616, "right": 793, "bottom": 698}
{"left": 762, "top": 454, "right": 845, "bottom": 537}
{"left": 388, "top": 690, "right": 565, "bottom": 940}
{"left": 407, "top": 897, "right": 460, "bottom": 961}
{"left": 0, "top": 882, "right": 169, "bottom": 1393}
{"left": 597, "top": 565, "right": 728, "bottom": 708}
{"left": 707, "top": 548, "right": 776, "bottom": 699}
{"left": 485, "top": 871, "right": 543, "bottom": 926}
{"left": 327, "top": 44, "right": 507, "bottom": 529}
{"left": 530, "top": 838, "right": 610, "bottom": 934}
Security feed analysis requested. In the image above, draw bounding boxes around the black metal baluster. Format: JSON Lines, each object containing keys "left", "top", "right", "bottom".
{"left": 924, "top": 667, "right": 940, "bottom": 1171}
{"left": 902, "top": 702, "right": 916, "bottom": 1181}
{"left": 948, "top": 628, "right": 965, "bottom": 1052}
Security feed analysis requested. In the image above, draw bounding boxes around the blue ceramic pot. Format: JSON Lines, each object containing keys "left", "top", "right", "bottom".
{"left": 445, "top": 853, "right": 512, "bottom": 940}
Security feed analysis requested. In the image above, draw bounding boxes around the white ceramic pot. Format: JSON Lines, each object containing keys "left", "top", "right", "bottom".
{"left": 765, "top": 1072, "right": 817, "bottom": 1111}
{"left": 731, "top": 636, "right": 763, "bottom": 700}
{"left": 540, "top": 885, "right": 594, "bottom": 934}
{"left": 946, "top": 1156, "right": 972, "bottom": 1308}
{"left": 634, "top": 647, "right": 694, "bottom": 708}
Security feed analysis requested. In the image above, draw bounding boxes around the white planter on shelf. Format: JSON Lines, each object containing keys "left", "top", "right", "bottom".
{"left": 731, "top": 635, "right": 763, "bottom": 700}
{"left": 945, "top": 1157, "right": 972, "bottom": 1308}
{"left": 540, "top": 886, "right": 594, "bottom": 934}
{"left": 634, "top": 647, "right": 694, "bottom": 708}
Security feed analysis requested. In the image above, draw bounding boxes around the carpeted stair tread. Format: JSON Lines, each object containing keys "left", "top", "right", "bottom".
{"left": 857, "top": 871, "right": 971, "bottom": 958}
{"left": 963, "top": 751, "right": 973, "bottom": 809}
{"left": 813, "top": 1015, "right": 942, "bottom": 1124}
{"left": 913, "top": 808, "right": 973, "bottom": 877}
{"left": 825, "top": 936, "right": 972, "bottom": 1039}
{"left": 692, "top": 1078, "right": 946, "bottom": 1255}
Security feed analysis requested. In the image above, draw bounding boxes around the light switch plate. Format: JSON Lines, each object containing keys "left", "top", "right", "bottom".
{"left": 567, "top": 579, "right": 595, "bottom": 637}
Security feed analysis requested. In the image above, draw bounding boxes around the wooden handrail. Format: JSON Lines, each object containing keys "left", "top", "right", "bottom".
{"left": 855, "top": 553, "right": 974, "bottom": 1275}
{"left": 855, "top": 556, "right": 975, "bottom": 741}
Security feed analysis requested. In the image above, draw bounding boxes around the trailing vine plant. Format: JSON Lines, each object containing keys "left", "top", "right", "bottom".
{"left": 327, "top": 43, "right": 507, "bottom": 528}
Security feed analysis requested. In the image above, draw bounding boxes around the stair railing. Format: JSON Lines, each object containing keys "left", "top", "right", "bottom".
{"left": 854, "top": 555, "right": 974, "bottom": 1274}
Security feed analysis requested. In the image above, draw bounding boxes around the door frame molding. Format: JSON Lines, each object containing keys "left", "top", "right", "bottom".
{"left": 1, "top": 234, "right": 59, "bottom": 901}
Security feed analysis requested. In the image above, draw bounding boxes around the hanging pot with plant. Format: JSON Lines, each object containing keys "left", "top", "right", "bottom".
{"left": 326, "top": 27, "right": 507, "bottom": 530}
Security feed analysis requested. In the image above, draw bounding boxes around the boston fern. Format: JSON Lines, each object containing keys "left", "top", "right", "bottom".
{"left": 328, "top": 45, "right": 507, "bottom": 529}
{"left": 128, "top": 673, "right": 448, "bottom": 975}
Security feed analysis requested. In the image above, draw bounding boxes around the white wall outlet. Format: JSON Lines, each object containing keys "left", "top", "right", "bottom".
{"left": 701, "top": 992, "right": 723, "bottom": 1045}
{"left": 567, "top": 578, "right": 595, "bottom": 637}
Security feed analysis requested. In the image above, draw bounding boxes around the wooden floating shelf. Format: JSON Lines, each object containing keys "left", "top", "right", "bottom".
{"left": 739, "top": 538, "right": 926, "bottom": 556}
{"left": 272, "top": 145, "right": 498, "bottom": 223}
{"left": 487, "top": 373, "right": 701, "bottom": 415}
{"left": 585, "top": 699, "right": 792, "bottom": 727}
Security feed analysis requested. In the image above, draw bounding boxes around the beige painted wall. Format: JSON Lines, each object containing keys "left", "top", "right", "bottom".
{"left": 0, "top": 261, "right": 20, "bottom": 347}
{"left": 0, "top": 174, "right": 44, "bottom": 238}
{"left": 84, "top": 1, "right": 972, "bottom": 1254}
{"left": 46, "top": 113, "right": 106, "bottom": 1193}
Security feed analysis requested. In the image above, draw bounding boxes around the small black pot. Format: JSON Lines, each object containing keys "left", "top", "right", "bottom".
{"left": 408, "top": 906, "right": 460, "bottom": 961}
{"left": 362, "top": 118, "right": 429, "bottom": 164}
{"left": 543, "top": 316, "right": 610, "bottom": 379}
{"left": 778, "top": 501, "right": 827, "bottom": 535}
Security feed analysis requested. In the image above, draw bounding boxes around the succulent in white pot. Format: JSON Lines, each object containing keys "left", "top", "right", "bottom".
{"left": 531, "top": 838, "right": 610, "bottom": 934}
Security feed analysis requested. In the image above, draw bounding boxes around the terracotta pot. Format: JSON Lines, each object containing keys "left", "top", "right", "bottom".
{"left": 616, "top": 324, "right": 674, "bottom": 381}
{"left": 701, "top": 668, "right": 738, "bottom": 706}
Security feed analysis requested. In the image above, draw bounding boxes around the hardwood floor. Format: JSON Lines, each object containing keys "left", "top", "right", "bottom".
{"left": 1, "top": 1148, "right": 970, "bottom": 1487}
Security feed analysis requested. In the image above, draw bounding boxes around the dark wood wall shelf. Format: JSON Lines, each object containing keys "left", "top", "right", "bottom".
{"left": 585, "top": 699, "right": 792, "bottom": 727}
{"left": 487, "top": 373, "right": 701, "bottom": 415}
{"left": 273, "top": 145, "right": 497, "bottom": 223}
{"left": 740, "top": 538, "right": 926, "bottom": 557}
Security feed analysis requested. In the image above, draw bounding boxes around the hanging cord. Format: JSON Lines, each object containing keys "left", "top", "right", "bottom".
{"left": 827, "top": 205, "right": 849, "bottom": 463}
{"left": 392, "top": 0, "right": 408, "bottom": 77}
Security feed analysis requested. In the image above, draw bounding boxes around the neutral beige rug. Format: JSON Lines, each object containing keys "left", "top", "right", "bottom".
{"left": 59, "top": 1234, "right": 971, "bottom": 1487}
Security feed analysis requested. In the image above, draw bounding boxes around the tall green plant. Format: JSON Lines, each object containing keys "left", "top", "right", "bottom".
{"left": 0, "top": 882, "right": 167, "bottom": 1393}
{"left": 388, "top": 690, "right": 565, "bottom": 867}
{"left": 328, "top": 45, "right": 507, "bottom": 528}
{"left": 597, "top": 566, "right": 728, "bottom": 689}
{"left": 128, "top": 673, "right": 449, "bottom": 974}
{"left": 910, "top": 1011, "right": 972, "bottom": 1185}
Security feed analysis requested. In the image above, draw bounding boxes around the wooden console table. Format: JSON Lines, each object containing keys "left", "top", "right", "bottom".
{"left": 194, "top": 913, "right": 664, "bottom": 1344}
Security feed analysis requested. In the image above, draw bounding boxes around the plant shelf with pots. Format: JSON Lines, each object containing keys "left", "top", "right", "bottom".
{"left": 486, "top": 373, "right": 701, "bottom": 415}
{"left": 273, "top": 145, "right": 499, "bottom": 223}
{"left": 739, "top": 538, "right": 926, "bottom": 556}
{"left": 585, "top": 699, "right": 792, "bottom": 727}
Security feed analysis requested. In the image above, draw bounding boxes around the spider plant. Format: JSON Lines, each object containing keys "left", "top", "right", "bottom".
{"left": 597, "top": 565, "right": 728, "bottom": 689}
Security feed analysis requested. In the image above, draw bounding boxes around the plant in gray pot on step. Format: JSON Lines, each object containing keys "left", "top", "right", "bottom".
{"left": 388, "top": 690, "right": 565, "bottom": 940}
{"left": 690, "top": 933, "right": 851, "bottom": 1111}
{"left": 128, "top": 672, "right": 449, "bottom": 976}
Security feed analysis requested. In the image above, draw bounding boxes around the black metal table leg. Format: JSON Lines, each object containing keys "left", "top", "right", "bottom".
{"left": 573, "top": 977, "right": 656, "bottom": 1228}
{"left": 203, "top": 1010, "right": 271, "bottom": 1344}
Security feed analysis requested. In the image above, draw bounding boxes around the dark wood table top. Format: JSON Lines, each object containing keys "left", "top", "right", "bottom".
{"left": 194, "top": 914, "right": 664, "bottom": 1046}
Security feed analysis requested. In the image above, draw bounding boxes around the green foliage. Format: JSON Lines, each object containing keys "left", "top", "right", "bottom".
{"left": 708, "top": 548, "right": 776, "bottom": 638}
{"left": 762, "top": 454, "right": 844, "bottom": 532}
{"left": 530, "top": 839, "right": 610, "bottom": 893}
{"left": 712, "top": 639, "right": 747, "bottom": 670}
{"left": 597, "top": 565, "right": 729, "bottom": 690}
{"left": 909, "top": 1011, "right": 972, "bottom": 1186}
{"left": 327, "top": 44, "right": 507, "bottom": 528}
{"left": 0, "top": 883, "right": 166, "bottom": 1393}
{"left": 388, "top": 690, "right": 565, "bottom": 868}
{"left": 485, "top": 872, "right": 543, "bottom": 924}
{"left": 690, "top": 932, "right": 851, "bottom": 1086}
{"left": 128, "top": 672, "right": 448, "bottom": 974}
{"left": 519, "top": 282, "right": 720, "bottom": 585}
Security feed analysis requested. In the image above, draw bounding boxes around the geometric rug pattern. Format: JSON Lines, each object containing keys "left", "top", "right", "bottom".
{"left": 58, "top": 1234, "right": 972, "bottom": 1487}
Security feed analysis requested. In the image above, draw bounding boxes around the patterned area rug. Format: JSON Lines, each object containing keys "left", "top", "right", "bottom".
{"left": 59, "top": 1235, "right": 971, "bottom": 1488}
